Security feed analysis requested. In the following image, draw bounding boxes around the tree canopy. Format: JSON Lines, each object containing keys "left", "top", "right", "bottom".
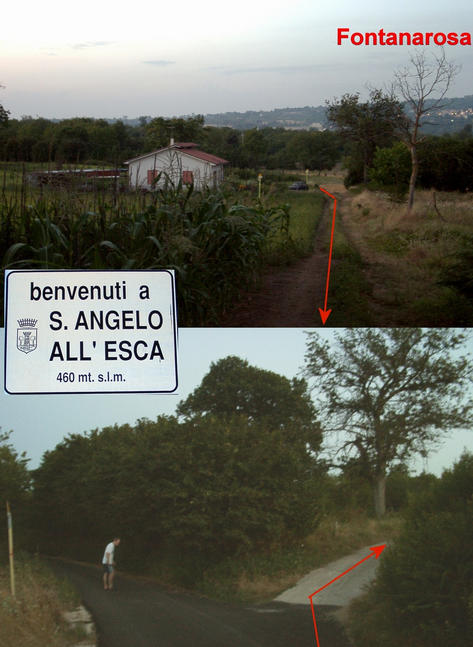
{"left": 326, "top": 88, "right": 404, "bottom": 183}
{"left": 302, "top": 328, "right": 473, "bottom": 517}
{"left": 30, "top": 357, "right": 324, "bottom": 581}
{"left": 177, "top": 355, "right": 321, "bottom": 450}
{"left": 0, "top": 430, "right": 31, "bottom": 555}
{"left": 0, "top": 430, "right": 30, "bottom": 505}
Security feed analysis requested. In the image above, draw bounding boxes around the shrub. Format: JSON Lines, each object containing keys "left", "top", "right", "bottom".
{"left": 348, "top": 452, "right": 473, "bottom": 647}
{"left": 369, "top": 142, "right": 411, "bottom": 199}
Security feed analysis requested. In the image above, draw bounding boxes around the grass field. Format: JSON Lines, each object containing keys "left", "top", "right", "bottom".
{"left": 341, "top": 189, "right": 473, "bottom": 325}
{"left": 264, "top": 190, "right": 324, "bottom": 264}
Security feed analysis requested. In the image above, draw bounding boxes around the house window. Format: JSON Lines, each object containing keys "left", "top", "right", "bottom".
{"left": 182, "top": 170, "right": 194, "bottom": 185}
{"left": 147, "top": 169, "right": 159, "bottom": 185}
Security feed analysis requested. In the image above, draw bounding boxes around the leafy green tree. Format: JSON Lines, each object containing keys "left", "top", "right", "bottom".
{"left": 53, "top": 119, "right": 91, "bottom": 163}
{"left": 302, "top": 328, "right": 473, "bottom": 517}
{"left": 326, "top": 88, "right": 404, "bottom": 184}
{"left": 370, "top": 141, "right": 411, "bottom": 197}
{"left": 201, "top": 126, "right": 242, "bottom": 165}
{"left": 158, "top": 414, "right": 320, "bottom": 570}
{"left": 241, "top": 129, "right": 268, "bottom": 168}
{"left": 286, "top": 130, "right": 341, "bottom": 170}
{"left": 0, "top": 430, "right": 30, "bottom": 505}
{"left": 0, "top": 431, "right": 31, "bottom": 555}
{"left": 177, "top": 355, "right": 321, "bottom": 451}
{"left": 145, "top": 115, "right": 205, "bottom": 150}
{"left": 30, "top": 432, "right": 99, "bottom": 557}
{"left": 417, "top": 136, "right": 473, "bottom": 192}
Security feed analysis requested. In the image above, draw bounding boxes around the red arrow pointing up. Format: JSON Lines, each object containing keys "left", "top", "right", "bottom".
{"left": 318, "top": 187, "right": 337, "bottom": 325}
{"left": 308, "top": 544, "right": 386, "bottom": 647}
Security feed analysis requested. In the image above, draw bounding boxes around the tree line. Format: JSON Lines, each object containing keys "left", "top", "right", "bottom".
{"left": 1, "top": 107, "right": 472, "bottom": 197}
{"left": 0, "top": 112, "right": 342, "bottom": 171}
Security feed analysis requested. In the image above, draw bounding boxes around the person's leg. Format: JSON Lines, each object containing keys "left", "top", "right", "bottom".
{"left": 108, "top": 567, "right": 115, "bottom": 589}
{"left": 103, "top": 569, "right": 109, "bottom": 590}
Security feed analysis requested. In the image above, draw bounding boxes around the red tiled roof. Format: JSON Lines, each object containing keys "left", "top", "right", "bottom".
{"left": 180, "top": 148, "right": 229, "bottom": 165}
{"left": 125, "top": 144, "right": 228, "bottom": 166}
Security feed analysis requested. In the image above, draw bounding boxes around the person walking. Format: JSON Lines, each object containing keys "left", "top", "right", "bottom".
{"left": 102, "top": 537, "right": 120, "bottom": 590}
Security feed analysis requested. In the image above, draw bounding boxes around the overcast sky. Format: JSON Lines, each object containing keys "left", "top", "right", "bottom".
{"left": 2, "top": 0, "right": 472, "bottom": 119}
{"left": 2, "top": 327, "right": 472, "bottom": 475}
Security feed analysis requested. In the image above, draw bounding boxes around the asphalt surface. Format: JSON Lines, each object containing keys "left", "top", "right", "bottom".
{"left": 49, "top": 559, "right": 353, "bottom": 647}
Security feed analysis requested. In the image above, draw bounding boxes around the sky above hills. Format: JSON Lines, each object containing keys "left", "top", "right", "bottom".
{"left": 2, "top": 0, "right": 472, "bottom": 119}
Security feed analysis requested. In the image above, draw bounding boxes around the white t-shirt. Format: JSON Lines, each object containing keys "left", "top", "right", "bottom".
{"left": 102, "top": 541, "right": 115, "bottom": 565}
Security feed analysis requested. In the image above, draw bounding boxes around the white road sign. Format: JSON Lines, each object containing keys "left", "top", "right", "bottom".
{"left": 4, "top": 270, "right": 178, "bottom": 394}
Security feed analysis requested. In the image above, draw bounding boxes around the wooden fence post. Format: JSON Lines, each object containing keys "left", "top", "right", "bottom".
{"left": 6, "top": 501, "right": 15, "bottom": 597}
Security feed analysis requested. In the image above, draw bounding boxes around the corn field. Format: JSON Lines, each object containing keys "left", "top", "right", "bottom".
{"left": 0, "top": 173, "right": 290, "bottom": 325}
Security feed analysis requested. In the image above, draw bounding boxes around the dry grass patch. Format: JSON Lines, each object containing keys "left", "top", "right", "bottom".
{"left": 0, "top": 557, "right": 85, "bottom": 647}
{"left": 236, "top": 571, "right": 301, "bottom": 600}
{"left": 341, "top": 189, "right": 473, "bottom": 325}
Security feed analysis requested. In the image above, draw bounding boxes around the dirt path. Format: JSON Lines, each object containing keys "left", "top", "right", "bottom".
{"left": 220, "top": 187, "right": 345, "bottom": 327}
{"left": 49, "top": 558, "right": 352, "bottom": 647}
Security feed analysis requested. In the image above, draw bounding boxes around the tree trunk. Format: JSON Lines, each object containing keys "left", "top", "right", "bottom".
{"left": 373, "top": 473, "right": 386, "bottom": 518}
{"left": 406, "top": 143, "right": 418, "bottom": 216}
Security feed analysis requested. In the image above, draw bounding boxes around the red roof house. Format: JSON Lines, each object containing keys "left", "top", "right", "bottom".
{"left": 125, "top": 142, "right": 229, "bottom": 191}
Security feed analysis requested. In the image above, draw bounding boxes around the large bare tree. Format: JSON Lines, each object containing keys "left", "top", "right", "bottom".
{"left": 393, "top": 49, "right": 460, "bottom": 215}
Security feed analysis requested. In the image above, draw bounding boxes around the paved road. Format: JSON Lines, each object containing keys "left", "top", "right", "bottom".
{"left": 49, "top": 560, "right": 352, "bottom": 647}
{"left": 276, "top": 544, "right": 384, "bottom": 606}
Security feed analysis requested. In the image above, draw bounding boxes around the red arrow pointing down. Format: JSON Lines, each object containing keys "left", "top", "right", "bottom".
{"left": 308, "top": 544, "right": 386, "bottom": 647}
{"left": 318, "top": 187, "right": 337, "bottom": 325}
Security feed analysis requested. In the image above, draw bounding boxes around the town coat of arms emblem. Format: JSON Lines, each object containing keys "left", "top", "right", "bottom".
{"left": 17, "top": 318, "right": 38, "bottom": 354}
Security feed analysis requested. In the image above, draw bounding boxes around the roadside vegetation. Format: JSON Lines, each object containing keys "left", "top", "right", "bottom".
{"left": 0, "top": 555, "right": 85, "bottom": 647}
{"left": 348, "top": 452, "right": 473, "bottom": 647}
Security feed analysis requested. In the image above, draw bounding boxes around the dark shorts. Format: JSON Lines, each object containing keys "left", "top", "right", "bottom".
{"left": 103, "top": 564, "right": 113, "bottom": 574}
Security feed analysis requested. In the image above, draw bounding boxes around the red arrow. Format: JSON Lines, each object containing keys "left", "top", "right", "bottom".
{"left": 318, "top": 187, "right": 337, "bottom": 325}
{"left": 308, "top": 544, "right": 386, "bottom": 647}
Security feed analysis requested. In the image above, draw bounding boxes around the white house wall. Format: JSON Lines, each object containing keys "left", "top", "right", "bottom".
{"left": 128, "top": 149, "right": 223, "bottom": 190}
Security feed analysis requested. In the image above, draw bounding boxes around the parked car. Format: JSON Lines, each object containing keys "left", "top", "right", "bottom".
{"left": 289, "top": 181, "right": 309, "bottom": 190}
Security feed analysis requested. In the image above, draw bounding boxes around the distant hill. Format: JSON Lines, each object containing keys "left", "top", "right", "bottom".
{"left": 203, "top": 96, "right": 473, "bottom": 135}
{"left": 204, "top": 106, "right": 328, "bottom": 131}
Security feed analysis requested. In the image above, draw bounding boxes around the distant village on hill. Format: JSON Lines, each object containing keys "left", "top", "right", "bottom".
{"left": 204, "top": 96, "right": 473, "bottom": 134}
{"left": 116, "top": 95, "right": 473, "bottom": 136}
